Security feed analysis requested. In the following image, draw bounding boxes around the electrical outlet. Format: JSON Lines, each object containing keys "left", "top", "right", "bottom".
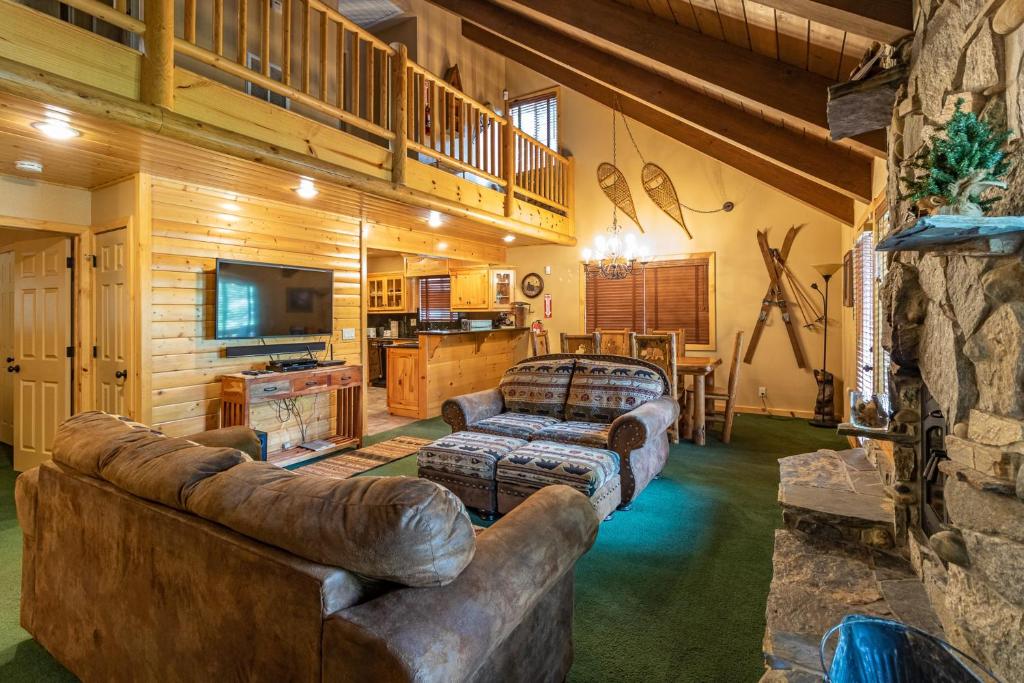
{"left": 758, "top": 386, "right": 768, "bottom": 398}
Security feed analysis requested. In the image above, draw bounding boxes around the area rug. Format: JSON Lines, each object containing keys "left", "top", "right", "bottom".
{"left": 294, "top": 436, "right": 432, "bottom": 479}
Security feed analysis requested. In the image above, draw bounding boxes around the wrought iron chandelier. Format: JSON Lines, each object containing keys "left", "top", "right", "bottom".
{"left": 583, "top": 108, "right": 648, "bottom": 280}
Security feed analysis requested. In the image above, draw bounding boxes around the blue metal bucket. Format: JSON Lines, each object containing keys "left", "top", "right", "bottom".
{"left": 820, "top": 616, "right": 1001, "bottom": 683}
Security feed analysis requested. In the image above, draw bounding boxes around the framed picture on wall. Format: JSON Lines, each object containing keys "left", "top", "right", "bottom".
{"left": 842, "top": 250, "right": 854, "bottom": 308}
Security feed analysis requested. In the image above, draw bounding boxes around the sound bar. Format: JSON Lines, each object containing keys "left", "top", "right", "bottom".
{"left": 224, "top": 341, "right": 327, "bottom": 358}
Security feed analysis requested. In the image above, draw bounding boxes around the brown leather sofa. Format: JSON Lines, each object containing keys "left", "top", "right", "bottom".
{"left": 16, "top": 412, "right": 598, "bottom": 682}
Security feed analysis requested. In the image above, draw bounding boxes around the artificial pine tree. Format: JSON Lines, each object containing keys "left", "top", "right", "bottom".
{"left": 902, "top": 98, "right": 1011, "bottom": 217}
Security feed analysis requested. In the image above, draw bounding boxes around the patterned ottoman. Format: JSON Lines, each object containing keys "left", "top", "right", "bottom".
{"left": 495, "top": 440, "right": 622, "bottom": 520}
{"left": 417, "top": 431, "right": 526, "bottom": 517}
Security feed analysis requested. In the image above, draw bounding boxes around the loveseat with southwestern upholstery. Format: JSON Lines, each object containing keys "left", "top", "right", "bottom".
{"left": 15, "top": 411, "right": 598, "bottom": 682}
{"left": 439, "top": 354, "right": 679, "bottom": 511}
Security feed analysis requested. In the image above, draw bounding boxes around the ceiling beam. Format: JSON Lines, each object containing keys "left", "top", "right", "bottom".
{"left": 461, "top": 22, "right": 854, "bottom": 225}
{"left": 429, "top": 0, "right": 872, "bottom": 202}
{"left": 493, "top": 0, "right": 832, "bottom": 131}
{"left": 752, "top": 0, "right": 913, "bottom": 44}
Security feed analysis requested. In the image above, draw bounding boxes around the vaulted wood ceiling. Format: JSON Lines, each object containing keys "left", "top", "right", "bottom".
{"left": 425, "top": 0, "right": 913, "bottom": 224}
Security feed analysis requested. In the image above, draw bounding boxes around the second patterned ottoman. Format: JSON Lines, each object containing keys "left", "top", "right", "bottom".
{"left": 417, "top": 431, "right": 526, "bottom": 518}
{"left": 495, "top": 440, "right": 622, "bottom": 519}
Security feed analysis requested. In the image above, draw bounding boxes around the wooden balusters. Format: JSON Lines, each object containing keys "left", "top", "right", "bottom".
{"left": 318, "top": 10, "right": 328, "bottom": 100}
{"left": 237, "top": 0, "right": 248, "bottom": 66}
{"left": 281, "top": 0, "right": 292, "bottom": 85}
{"left": 260, "top": 0, "right": 271, "bottom": 76}
{"left": 301, "top": 1, "right": 310, "bottom": 93}
{"left": 183, "top": 0, "right": 196, "bottom": 43}
{"left": 391, "top": 42, "right": 409, "bottom": 185}
{"left": 508, "top": 128, "right": 570, "bottom": 213}
{"left": 213, "top": 0, "right": 224, "bottom": 55}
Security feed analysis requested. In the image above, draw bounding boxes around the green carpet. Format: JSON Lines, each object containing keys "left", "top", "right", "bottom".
{"left": 0, "top": 415, "right": 845, "bottom": 682}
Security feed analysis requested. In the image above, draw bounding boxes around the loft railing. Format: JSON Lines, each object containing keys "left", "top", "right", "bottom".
{"left": 13, "top": 0, "right": 574, "bottom": 218}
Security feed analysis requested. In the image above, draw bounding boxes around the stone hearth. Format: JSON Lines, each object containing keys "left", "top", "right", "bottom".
{"left": 761, "top": 449, "right": 942, "bottom": 681}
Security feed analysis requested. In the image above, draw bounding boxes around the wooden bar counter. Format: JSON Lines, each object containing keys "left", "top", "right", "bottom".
{"left": 386, "top": 327, "right": 530, "bottom": 419}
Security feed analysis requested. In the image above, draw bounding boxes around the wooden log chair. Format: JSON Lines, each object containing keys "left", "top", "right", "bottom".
{"left": 596, "top": 328, "right": 630, "bottom": 356}
{"left": 630, "top": 332, "right": 680, "bottom": 444}
{"left": 531, "top": 329, "right": 550, "bottom": 356}
{"left": 684, "top": 330, "right": 745, "bottom": 444}
{"left": 652, "top": 328, "right": 686, "bottom": 360}
{"left": 560, "top": 332, "right": 602, "bottom": 354}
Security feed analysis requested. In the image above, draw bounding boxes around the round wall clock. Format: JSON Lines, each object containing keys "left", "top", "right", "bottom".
{"left": 521, "top": 272, "right": 545, "bottom": 298}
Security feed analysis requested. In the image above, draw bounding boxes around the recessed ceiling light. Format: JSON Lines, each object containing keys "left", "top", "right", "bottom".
{"left": 220, "top": 202, "right": 241, "bottom": 212}
{"left": 294, "top": 177, "right": 318, "bottom": 199}
{"left": 427, "top": 210, "right": 443, "bottom": 228}
{"left": 31, "top": 119, "right": 80, "bottom": 141}
{"left": 15, "top": 160, "right": 43, "bottom": 173}
{"left": 503, "top": 234, "right": 516, "bottom": 243}
{"left": 437, "top": 241, "right": 448, "bottom": 251}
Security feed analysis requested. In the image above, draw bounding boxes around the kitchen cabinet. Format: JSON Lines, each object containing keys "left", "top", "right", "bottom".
{"left": 367, "top": 272, "right": 413, "bottom": 312}
{"left": 451, "top": 267, "right": 515, "bottom": 311}
{"left": 450, "top": 268, "right": 490, "bottom": 310}
{"left": 386, "top": 346, "right": 420, "bottom": 417}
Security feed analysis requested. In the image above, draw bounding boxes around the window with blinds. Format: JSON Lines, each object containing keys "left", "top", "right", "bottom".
{"left": 854, "top": 231, "right": 876, "bottom": 399}
{"left": 509, "top": 91, "right": 558, "bottom": 150}
{"left": 584, "top": 257, "right": 712, "bottom": 345}
{"left": 418, "top": 276, "right": 458, "bottom": 323}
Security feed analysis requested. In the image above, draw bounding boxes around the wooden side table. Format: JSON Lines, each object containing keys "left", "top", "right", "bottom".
{"left": 220, "top": 365, "right": 362, "bottom": 466}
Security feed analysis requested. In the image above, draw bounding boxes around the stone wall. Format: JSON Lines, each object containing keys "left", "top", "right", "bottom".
{"left": 883, "top": 1, "right": 1024, "bottom": 679}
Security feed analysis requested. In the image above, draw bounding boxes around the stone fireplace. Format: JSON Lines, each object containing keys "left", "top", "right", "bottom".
{"left": 879, "top": 0, "right": 1024, "bottom": 679}
{"left": 762, "top": 1, "right": 1023, "bottom": 680}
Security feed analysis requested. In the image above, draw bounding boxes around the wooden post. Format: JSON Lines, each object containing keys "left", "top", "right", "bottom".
{"left": 567, "top": 155, "right": 576, "bottom": 222}
{"left": 503, "top": 108, "right": 515, "bottom": 217}
{"left": 141, "top": 0, "right": 174, "bottom": 109}
{"left": 390, "top": 43, "right": 409, "bottom": 186}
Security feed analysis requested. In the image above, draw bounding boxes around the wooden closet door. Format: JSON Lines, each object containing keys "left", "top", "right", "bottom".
{"left": 93, "top": 228, "right": 130, "bottom": 417}
{"left": 0, "top": 251, "right": 13, "bottom": 445}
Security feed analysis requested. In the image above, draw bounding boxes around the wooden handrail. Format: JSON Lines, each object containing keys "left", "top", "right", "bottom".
{"left": 511, "top": 127, "right": 570, "bottom": 212}
{"left": 174, "top": 39, "right": 395, "bottom": 141}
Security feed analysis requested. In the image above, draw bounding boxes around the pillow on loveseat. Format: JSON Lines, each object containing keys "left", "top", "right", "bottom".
{"left": 564, "top": 359, "right": 664, "bottom": 424}
{"left": 499, "top": 358, "right": 576, "bottom": 417}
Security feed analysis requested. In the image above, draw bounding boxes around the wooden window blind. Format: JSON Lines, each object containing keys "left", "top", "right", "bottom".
{"left": 418, "top": 276, "right": 457, "bottom": 323}
{"left": 584, "top": 257, "right": 711, "bottom": 344}
{"left": 854, "top": 231, "right": 875, "bottom": 398}
{"left": 509, "top": 91, "right": 558, "bottom": 150}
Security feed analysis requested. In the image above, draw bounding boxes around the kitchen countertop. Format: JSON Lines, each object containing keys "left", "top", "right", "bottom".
{"left": 387, "top": 342, "right": 420, "bottom": 349}
{"left": 417, "top": 327, "right": 530, "bottom": 336}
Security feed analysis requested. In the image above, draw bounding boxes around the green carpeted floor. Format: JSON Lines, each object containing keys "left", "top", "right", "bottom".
{"left": 0, "top": 414, "right": 845, "bottom": 682}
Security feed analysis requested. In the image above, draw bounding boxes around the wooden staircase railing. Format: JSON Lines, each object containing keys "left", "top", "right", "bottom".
{"left": 14, "top": 0, "right": 575, "bottom": 220}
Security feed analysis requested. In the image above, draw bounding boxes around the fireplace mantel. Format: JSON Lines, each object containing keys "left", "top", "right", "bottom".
{"left": 876, "top": 215, "right": 1024, "bottom": 254}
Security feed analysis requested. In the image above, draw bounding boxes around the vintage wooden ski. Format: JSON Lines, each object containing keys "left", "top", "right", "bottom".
{"left": 743, "top": 226, "right": 806, "bottom": 368}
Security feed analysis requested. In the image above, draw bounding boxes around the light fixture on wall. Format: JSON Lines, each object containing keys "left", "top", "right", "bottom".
{"left": 809, "top": 262, "right": 842, "bottom": 428}
{"left": 294, "top": 177, "right": 318, "bottom": 199}
{"left": 436, "top": 241, "right": 448, "bottom": 250}
{"left": 582, "top": 106, "right": 649, "bottom": 280}
{"left": 428, "top": 211, "right": 443, "bottom": 228}
{"left": 15, "top": 160, "right": 43, "bottom": 173}
{"left": 31, "top": 118, "right": 80, "bottom": 141}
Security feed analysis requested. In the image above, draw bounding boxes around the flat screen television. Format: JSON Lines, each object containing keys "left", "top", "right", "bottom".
{"left": 215, "top": 259, "right": 334, "bottom": 339}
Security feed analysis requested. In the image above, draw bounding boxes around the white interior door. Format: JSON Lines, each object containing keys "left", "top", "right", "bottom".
{"left": 0, "top": 251, "right": 13, "bottom": 444}
{"left": 13, "top": 237, "right": 72, "bottom": 471}
{"left": 93, "top": 228, "right": 129, "bottom": 416}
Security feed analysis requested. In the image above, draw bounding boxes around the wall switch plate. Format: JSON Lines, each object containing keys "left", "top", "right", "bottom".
{"left": 544, "top": 266, "right": 552, "bottom": 275}
{"left": 342, "top": 328, "right": 355, "bottom": 340}
{"left": 758, "top": 386, "right": 767, "bottom": 398}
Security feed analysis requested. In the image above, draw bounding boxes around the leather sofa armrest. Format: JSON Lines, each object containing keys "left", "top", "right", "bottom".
{"left": 441, "top": 388, "right": 504, "bottom": 432}
{"left": 322, "top": 485, "right": 598, "bottom": 682}
{"left": 15, "top": 467, "right": 39, "bottom": 542}
{"left": 186, "top": 426, "right": 262, "bottom": 461}
{"left": 608, "top": 396, "right": 680, "bottom": 453}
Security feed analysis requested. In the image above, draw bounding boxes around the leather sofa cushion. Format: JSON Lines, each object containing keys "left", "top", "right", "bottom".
{"left": 498, "top": 359, "right": 576, "bottom": 416}
{"left": 53, "top": 412, "right": 249, "bottom": 512}
{"left": 52, "top": 411, "right": 164, "bottom": 478}
{"left": 187, "top": 426, "right": 263, "bottom": 461}
{"left": 187, "top": 461, "right": 477, "bottom": 587}
{"left": 564, "top": 359, "right": 665, "bottom": 423}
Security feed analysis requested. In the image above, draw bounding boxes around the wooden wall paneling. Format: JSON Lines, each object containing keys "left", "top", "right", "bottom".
{"left": 743, "top": 1, "right": 780, "bottom": 58}
{"left": 808, "top": 21, "right": 845, "bottom": 79}
{"left": 146, "top": 178, "right": 361, "bottom": 443}
{"left": 775, "top": 10, "right": 810, "bottom": 69}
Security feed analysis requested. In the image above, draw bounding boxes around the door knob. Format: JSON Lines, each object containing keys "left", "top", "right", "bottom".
{"left": 7, "top": 365, "right": 19, "bottom": 373}
{"left": 4, "top": 357, "right": 12, "bottom": 363}
{"left": 115, "top": 369, "right": 128, "bottom": 379}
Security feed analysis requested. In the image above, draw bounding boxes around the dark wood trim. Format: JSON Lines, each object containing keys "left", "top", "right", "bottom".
{"left": 462, "top": 23, "right": 854, "bottom": 225}
{"left": 753, "top": 0, "right": 913, "bottom": 43}
{"left": 430, "top": 0, "right": 872, "bottom": 202}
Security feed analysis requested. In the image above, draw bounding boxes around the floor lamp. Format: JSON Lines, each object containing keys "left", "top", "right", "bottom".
{"left": 809, "top": 263, "right": 841, "bottom": 428}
